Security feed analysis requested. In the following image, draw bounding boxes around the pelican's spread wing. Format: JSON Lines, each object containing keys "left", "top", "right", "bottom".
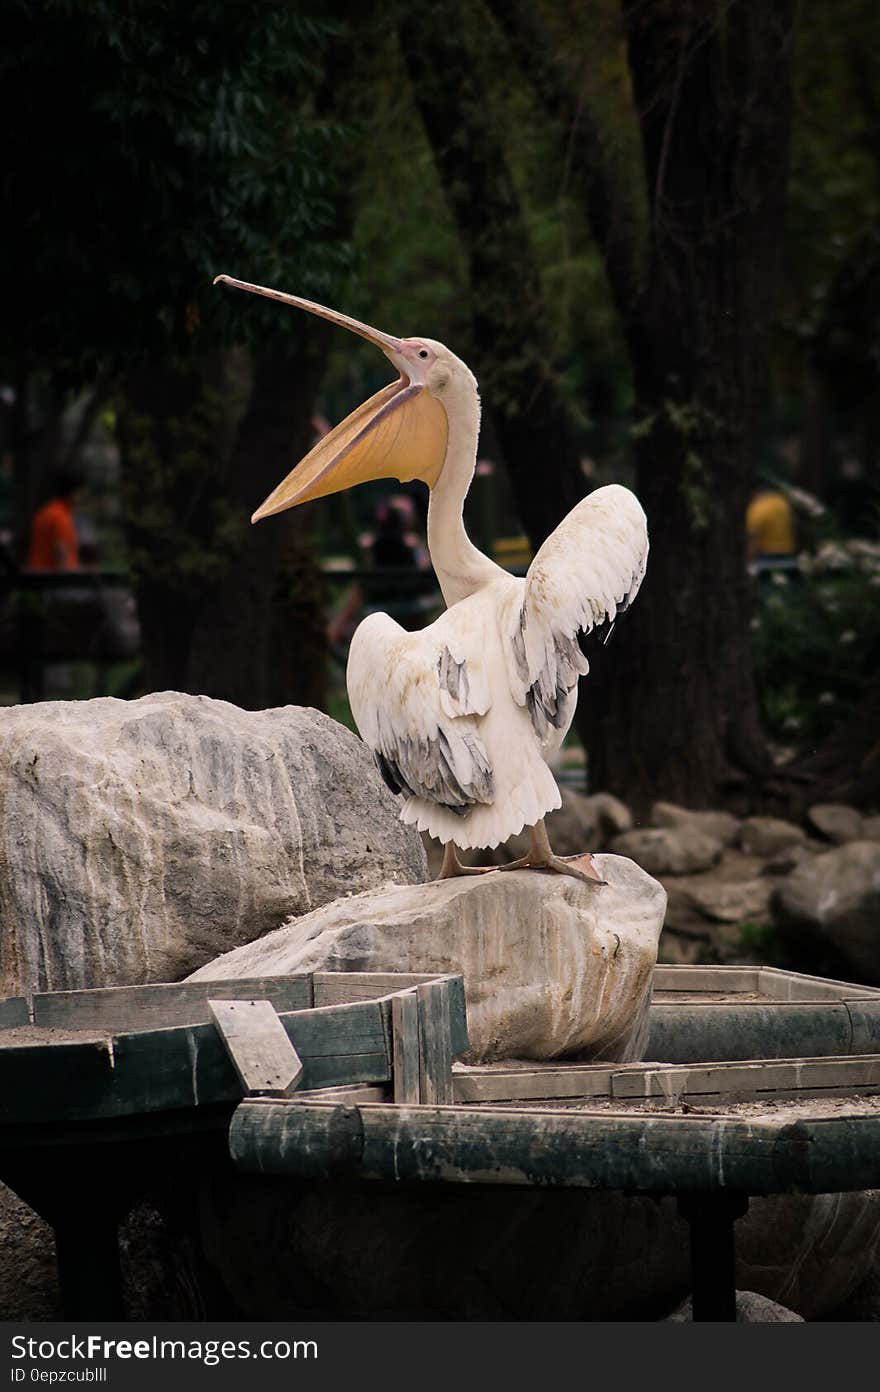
{"left": 347, "top": 612, "right": 494, "bottom": 814}
{"left": 507, "top": 483, "right": 648, "bottom": 737}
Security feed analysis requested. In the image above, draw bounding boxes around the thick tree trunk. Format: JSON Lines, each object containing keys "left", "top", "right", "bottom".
{"left": 185, "top": 333, "right": 330, "bottom": 708}
{"left": 397, "top": 0, "right": 584, "bottom": 547}
{"left": 584, "top": 1, "right": 796, "bottom": 812}
{"left": 117, "top": 333, "right": 330, "bottom": 706}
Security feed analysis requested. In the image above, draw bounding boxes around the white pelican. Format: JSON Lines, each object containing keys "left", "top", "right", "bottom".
{"left": 215, "top": 275, "right": 648, "bottom": 883}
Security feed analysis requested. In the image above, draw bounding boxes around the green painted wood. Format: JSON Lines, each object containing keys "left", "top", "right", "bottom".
{"left": 845, "top": 1001, "right": 880, "bottom": 1054}
{"left": 280, "top": 1000, "right": 389, "bottom": 1061}
{"left": 32, "top": 978, "right": 313, "bottom": 1032}
{"left": 0, "top": 996, "right": 393, "bottom": 1125}
{"left": 0, "top": 998, "right": 29, "bottom": 1029}
{"left": 444, "top": 976, "right": 470, "bottom": 1059}
{"left": 417, "top": 981, "right": 453, "bottom": 1105}
{"left": 209, "top": 1000, "right": 304, "bottom": 1096}
{"left": 310, "top": 974, "right": 468, "bottom": 1059}
{"left": 392, "top": 992, "right": 421, "bottom": 1104}
{"left": 229, "top": 1100, "right": 880, "bottom": 1194}
{"left": 647, "top": 1002, "right": 854, "bottom": 1063}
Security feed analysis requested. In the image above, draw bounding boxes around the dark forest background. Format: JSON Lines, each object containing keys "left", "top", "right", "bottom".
{"left": 2, "top": 0, "right": 878, "bottom": 818}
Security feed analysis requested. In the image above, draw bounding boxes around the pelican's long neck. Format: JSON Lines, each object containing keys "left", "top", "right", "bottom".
{"left": 427, "top": 385, "right": 500, "bottom": 607}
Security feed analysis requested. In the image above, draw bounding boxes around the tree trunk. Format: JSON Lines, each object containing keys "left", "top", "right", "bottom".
{"left": 185, "top": 333, "right": 330, "bottom": 708}
{"left": 117, "top": 332, "right": 330, "bottom": 707}
{"left": 397, "top": 0, "right": 584, "bottom": 548}
{"left": 584, "top": 0, "right": 796, "bottom": 812}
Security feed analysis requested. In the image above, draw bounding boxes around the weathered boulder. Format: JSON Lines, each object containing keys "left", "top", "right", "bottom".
{"left": 682, "top": 876, "right": 771, "bottom": 925}
{"left": 739, "top": 816, "right": 806, "bottom": 858}
{"left": 807, "top": 803, "right": 864, "bottom": 845}
{"left": 610, "top": 827, "right": 723, "bottom": 876}
{"left": 762, "top": 842, "right": 817, "bottom": 877}
{"left": 772, "top": 841, "right": 880, "bottom": 983}
{"left": 650, "top": 801, "right": 740, "bottom": 848}
{"left": 492, "top": 789, "right": 633, "bottom": 864}
{"left": 665, "top": 1291, "right": 803, "bottom": 1322}
{"left": 190, "top": 854, "right": 666, "bottom": 1064}
{"left": 0, "top": 692, "right": 426, "bottom": 994}
{"left": 863, "top": 816, "right": 880, "bottom": 842}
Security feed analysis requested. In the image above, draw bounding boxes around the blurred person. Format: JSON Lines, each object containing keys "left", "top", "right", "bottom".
{"left": 746, "top": 483, "right": 796, "bottom": 562}
{"left": 26, "top": 469, "right": 83, "bottom": 571}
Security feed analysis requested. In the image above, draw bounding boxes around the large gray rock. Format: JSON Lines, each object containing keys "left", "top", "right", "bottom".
{"left": 650, "top": 801, "right": 740, "bottom": 848}
{"left": 772, "top": 841, "right": 880, "bottom": 983}
{"left": 807, "top": 803, "right": 864, "bottom": 845}
{"left": 610, "top": 827, "right": 723, "bottom": 876}
{"left": 0, "top": 692, "right": 426, "bottom": 994}
{"left": 739, "top": 816, "right": 806, "bottom": 857}
{"left": 666, "top": 1290, "right": 804, "bottom": 1322}
{"left": 191, "top": 854, "right": 666, "bottom": 1064}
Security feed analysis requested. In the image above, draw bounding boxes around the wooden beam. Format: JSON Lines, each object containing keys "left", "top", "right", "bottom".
{"left": 647, "top": 1001, "right": 855, "bottom": 1063}
{"left": 652, "top": 966, "right": 762, "bottom": 994}
{"left": 453, "top": 1064, "right": 618, "bottom": 1103}
{"left": 228, "top": 1101, "right": 880, "bottom": 1194}
{"left": 417, "top": 980, "right": 453, "bottom": 1104}
{"left": 758, "top": 967, "right": 880, "bottom": 1003}
{"left": 0, "top": 997, "right": 29, "bottom": 1029}
{"left": 289, "top": 1083, "right": 387, "bottom": 1105}
{"left": 392, "top": 992, "right": 421, "bottom": 1104}
{"left": 209, "top": 999, "right": 304, "bottom": 1097}
{"left": 32, "top": 977, "right": 313, "bottom": 1032}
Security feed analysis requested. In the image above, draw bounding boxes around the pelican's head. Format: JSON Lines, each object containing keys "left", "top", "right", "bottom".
{"left": 214, "top": 275, "right": 473, "bottom": 522}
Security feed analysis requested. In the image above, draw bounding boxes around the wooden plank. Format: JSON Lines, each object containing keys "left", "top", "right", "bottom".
{"left": 758, "top": 968, "right": 880, "bottom": 1003}
{"left": 209, "top": 999, "right": 304, "bottom": 1096}
{"left": 647, "top": 1002, "right": 854, "bottom": 1064}
{"left": 0, "top": 996, "right": 394, "bottom": 1126}
{"left": 280, "top": 999, "right": 390, "bottom": 1060}
{"left": 846, "top": 1001, "right": 880, "bottom": 1054}
{"left": 313, "top": 973, "right": 470, "bottom": 1060}
{"left": 32, "top": 977, "right": 313, "bottom": 1032}
{"left": 289, "top": 1084, "right": 387, "bottom": 1104}
{"left": 417, "top": 980, "right": 453, "bottom": 1104}
{"left": 651, "top": 966, "right": 762, "bottom": 994}
{"left": 611, "top": 1055, "right": 880, "bottom": 1100}
{"left": 232, "top": 1100, "right": 880, "bottom": 1194}
{"left": 313, "top": 972, "right": 439, "bottom": 1006}
{"left": 453, "top": 1065, "right": 617, "bottom": 1104}
{"left": 0, "top": 997, "right": 29, "bottom": 1029}
{"left": 392, "top": 992, "right": 421, "bottom": 1104}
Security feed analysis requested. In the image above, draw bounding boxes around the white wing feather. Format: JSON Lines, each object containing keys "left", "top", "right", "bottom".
{"left": 347, "top": 610, "right": 494, "bottom": 812}
{"left": 505, "top": 483, "right": 648, "bottom": 736}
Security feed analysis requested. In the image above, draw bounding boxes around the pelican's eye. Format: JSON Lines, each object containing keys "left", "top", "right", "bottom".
{"left": 418, "top": 349, "right": 429, "bottom": 359}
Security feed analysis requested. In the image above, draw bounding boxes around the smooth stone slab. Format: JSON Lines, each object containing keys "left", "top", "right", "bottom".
{"left": 190, "top": 854, "right": 666, "bottom": 1064}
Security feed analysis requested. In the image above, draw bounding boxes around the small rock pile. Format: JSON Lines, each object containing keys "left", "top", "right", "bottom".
{"left": 423, "top": 794, "right": 880, "bottom": 983}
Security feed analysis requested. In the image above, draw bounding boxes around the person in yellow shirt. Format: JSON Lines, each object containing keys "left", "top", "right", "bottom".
{"left": 746, "top": 486, "right": 796, "bottom": 561}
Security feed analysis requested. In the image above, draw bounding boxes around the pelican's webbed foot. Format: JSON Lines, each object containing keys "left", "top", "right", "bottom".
{"left": 437, "top": 841, "right": 496, "bottom": 880}
{"left": 497, "top": 819, "right": 606, "bottom": 886}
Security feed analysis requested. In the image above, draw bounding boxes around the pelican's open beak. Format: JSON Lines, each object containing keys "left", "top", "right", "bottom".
{"left": 214, "top": 275, "right": 448, "bottom": 521}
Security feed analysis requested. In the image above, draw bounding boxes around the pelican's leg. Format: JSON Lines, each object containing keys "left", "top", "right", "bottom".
{"left": 498, "top": 819, "right": 606, "bottom": 886}
{"left": 437, "top": 841, "right": 495, "bottom": 880}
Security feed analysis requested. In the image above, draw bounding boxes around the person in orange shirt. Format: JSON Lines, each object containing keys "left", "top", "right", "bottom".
{"left": 26, "top": 471, "right": 82, "bottom": 570}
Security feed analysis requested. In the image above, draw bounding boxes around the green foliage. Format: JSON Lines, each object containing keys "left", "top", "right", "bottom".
{"left": 1, "top": 1, "right": 350, "bottom": 373}
{"left": 752, "top": 550, "right": 880, "bottom": 747}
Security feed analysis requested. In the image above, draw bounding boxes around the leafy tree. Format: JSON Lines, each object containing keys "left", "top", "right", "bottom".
{"left": 2, "top": 0, "right": 350, "bottom": 703}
